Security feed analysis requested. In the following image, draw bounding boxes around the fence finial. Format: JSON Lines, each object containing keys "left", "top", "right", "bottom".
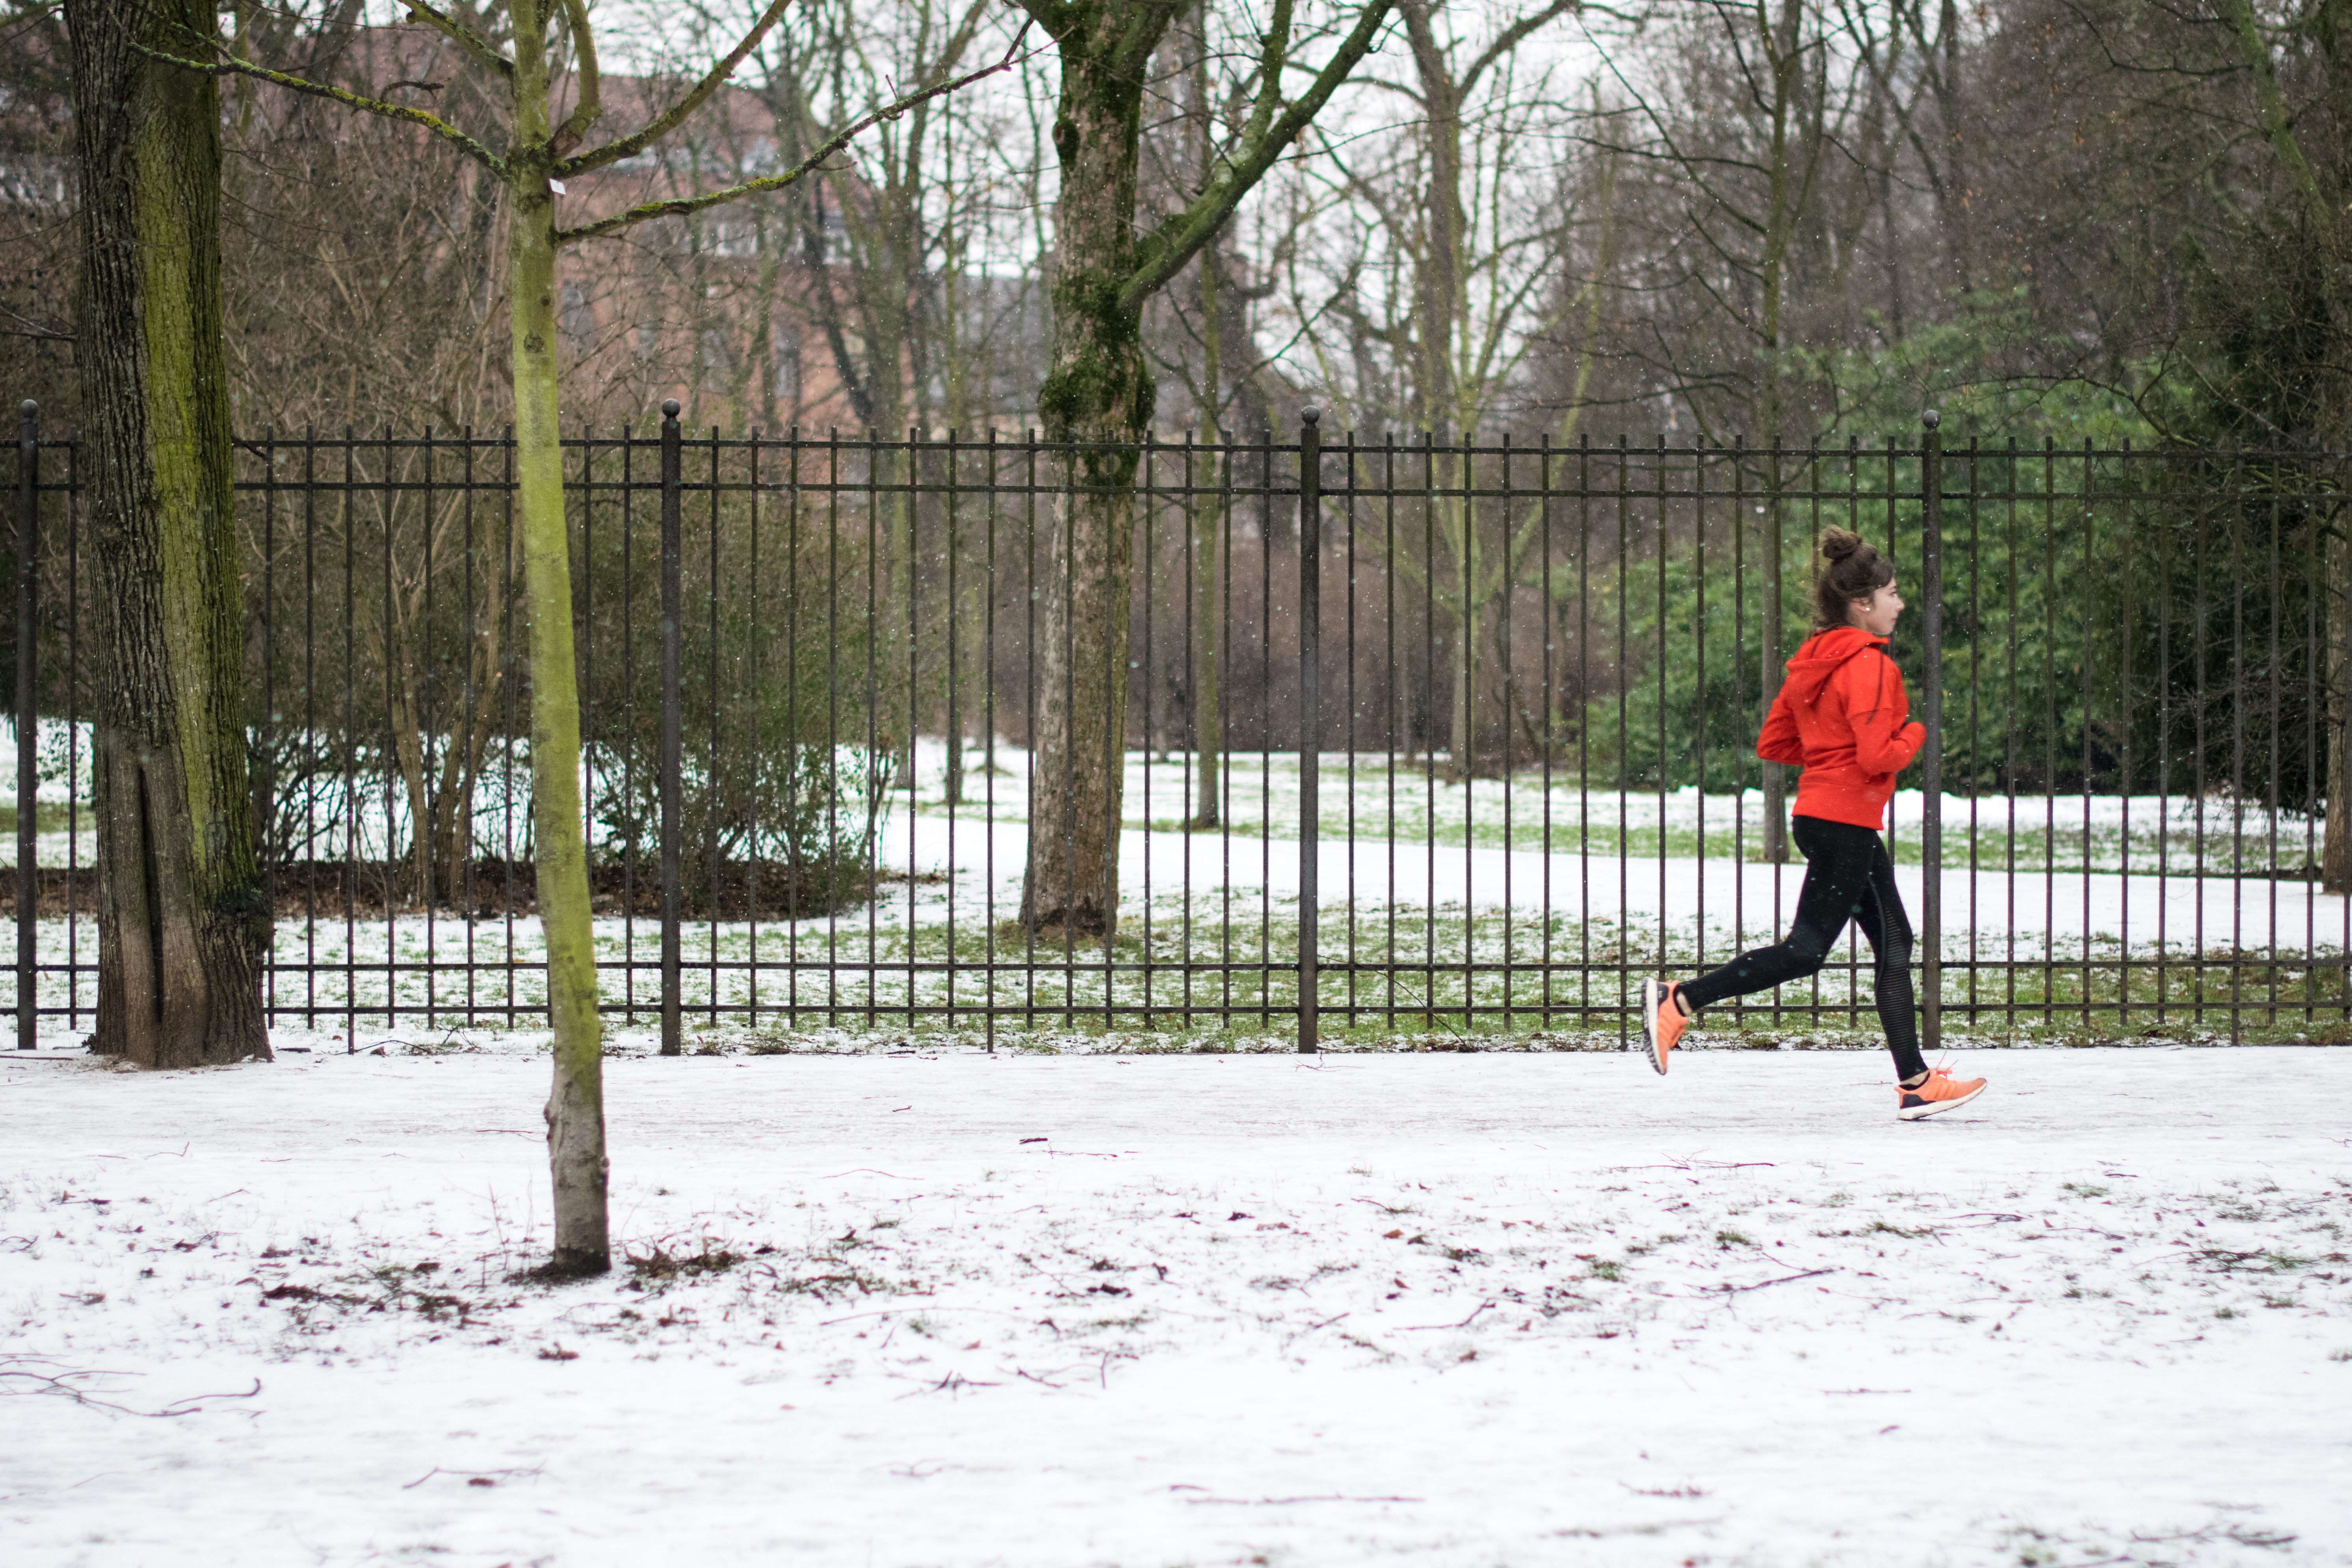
{"left": 1921, "top": 407, "right": 1941, "bottom": 430}
{"left": 661, "top": 398, "right": 681, "bottom": 422}
{"left": 18, "top": 401, "right": 34, "bottom": 420}
{"left": 1300, "top": 406, "right": 1321, "bottom": 427}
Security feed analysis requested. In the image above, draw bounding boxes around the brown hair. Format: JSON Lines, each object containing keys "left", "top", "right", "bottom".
{"left": 1813, "top": 527, "right": 1895, "bottom": 630}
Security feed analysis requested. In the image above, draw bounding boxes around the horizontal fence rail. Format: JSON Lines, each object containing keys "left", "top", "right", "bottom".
{"left": 7, "top": 407, "right": 2349, "bottom": 1048}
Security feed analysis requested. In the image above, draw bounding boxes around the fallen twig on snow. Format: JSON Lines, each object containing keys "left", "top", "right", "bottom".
{"left": 1704, "top": 1268, "right": 1836, "bottom": 1295}
{"left": 402, "top": 1465, "right": 543, "bottom": 1490}
{"left": 0, "top": 1358, "right": 260, "bottom": 1418}
{"left": 1400, "top": 1301, "right": 1494, "bottom": 1331}
{"left": 1185, "top": 1494, "right": 1426, "bottom": 1506}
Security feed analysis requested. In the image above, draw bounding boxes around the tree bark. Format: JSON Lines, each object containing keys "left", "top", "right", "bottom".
{"left": 1399, "top": 1, "right": 1478, "bottom": 779}
{"left": 2326, "top": 516, "right": 2351, "bottom": 892}
{"left": 509, "top": 8, "right": 607, "bottom": 1274}
{"left": 1018, "top": 14, "right": 1157, "bottom": 936}
{"left": 1015, "top": 0, "right": 1392, "bottom": 929}
{"left": 1186, "top": 437, "right": 1224, "bottom": 828}
{"left": 1187, "top": 235, "right": 1224, "bottom": 827}
{"left": 66, "top": 0, "right": 269, "bottom": 1068}
{"left": 1755, "top": 0, "right": 1808, "bottom": 864}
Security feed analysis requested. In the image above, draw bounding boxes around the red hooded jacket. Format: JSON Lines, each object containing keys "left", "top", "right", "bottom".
{"left": 1755, "top": 626, "right": 1925, "bottom": 829}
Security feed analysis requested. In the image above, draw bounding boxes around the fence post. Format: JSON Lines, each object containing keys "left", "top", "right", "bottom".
{"left": 1919, "top": 409, "right": 1943, "bottom": 1055}
{"left": 15, "top": 400, "right": 35, "bottom": 1051}
{"left": 660, "top": 399, "right": 683, "bottom": 1057}
{"left": 1297, "top": 407, "right": 1321, "bottom": 1053}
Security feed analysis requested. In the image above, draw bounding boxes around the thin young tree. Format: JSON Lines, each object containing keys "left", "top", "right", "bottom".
{"left": 151, "top": 0, "right": 1022, "bottom": 1273}
{"left": 1014, "top": 0, "right": 1395, "bottom": 937}
{"left": 62, "top": 0, "right": 270, "bottom": 1069}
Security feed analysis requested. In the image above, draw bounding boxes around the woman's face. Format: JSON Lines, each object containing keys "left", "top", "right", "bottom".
{"left": 1846, "top": 578, "right": 1904, "bottom": 638}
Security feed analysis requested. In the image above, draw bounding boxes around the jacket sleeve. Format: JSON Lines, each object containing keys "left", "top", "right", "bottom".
{"left": 1849, "top": 652, "right": 1926, "bottom": 775}
{"left": 1755, "top": 685, "right": 1804, "bottom": 764}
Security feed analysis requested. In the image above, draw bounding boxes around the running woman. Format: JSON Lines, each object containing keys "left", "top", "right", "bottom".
{"left": 1639, "top": 527, "right": 1986, "bottom": 1120}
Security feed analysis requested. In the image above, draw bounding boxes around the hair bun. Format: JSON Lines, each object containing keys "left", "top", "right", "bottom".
{"left": 1819, "top": 527, "right": 1863, "bottom": 563}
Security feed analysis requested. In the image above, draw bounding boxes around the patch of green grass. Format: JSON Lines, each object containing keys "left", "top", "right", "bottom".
{"left": 0, "top": 802, "right": 86, "bottom": 836}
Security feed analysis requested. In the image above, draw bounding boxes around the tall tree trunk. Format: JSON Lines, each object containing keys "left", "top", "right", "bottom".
{"left": 1020, "top": 24, "right": 1155, "bottom": 936}
{"left": 1401, "top": 0, "right": 1476, "bottom": 780}
{"left": 2326, "top": 520, "right": 2352, "bottom": 892}
{"left": 509, "top": 14, "right": 607, "bottom": 1274}
{"left": 1187, "top": 231, "right": 1224, "bottom": 828}
{"left": 1014, "top": 0, "right": 1390, "bottom": 922}
{"left": 1447, "top": 493, "right": 1474, "bottom": 776}
{"left": 1186, "top": 438, "right": 1223, "bottom": 828}
{"left": 66, "top": 0, "right": 269, "bottom": 1068}
{"left": 1754, "top": 0, "right": 1804, "bottom": 864}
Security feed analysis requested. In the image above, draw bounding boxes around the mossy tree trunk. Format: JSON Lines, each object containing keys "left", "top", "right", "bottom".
{"left": 502, "top": 0, "right": 608, "bottom": 1275}
{"left": 1014, "top": 0, "right": 1396, "bottom": 931}
{"left": 1019, "top": 9, "right": 1154, "bottom": 933}
{"left": 65, "top": 0, "right": 269, "bottom": 1068}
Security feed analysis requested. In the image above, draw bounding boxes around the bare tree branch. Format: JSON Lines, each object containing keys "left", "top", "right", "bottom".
{"left": 559, "top": 0, "right": 793, "bottom": 176}
{"left": 1123, "top": 0, "right": 1398, "bottom": 315}
{"left": 132, "top": 41, "right": 507, "bottom": 173}
{"left": 399, "top": 0, "right": 513, "bottom": 80}
{"left": 552, "top": 0, "right": 602, "bottom": 154}
{"left": 556, "top": 27, "right": 1035, "bottom": 244}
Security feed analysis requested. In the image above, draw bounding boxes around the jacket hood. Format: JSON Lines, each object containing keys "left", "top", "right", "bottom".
{"left": 1781, "top": 626, "right": 1889, "bottom": 708}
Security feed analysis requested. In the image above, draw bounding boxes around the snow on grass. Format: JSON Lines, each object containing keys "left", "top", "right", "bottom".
{"left": 907, "top": 741, "right": 2336, "bottom": 876}
{"left": 1, "top": 1046, "right": 2346, "bottom": 1565}
{"left": 15, "top": 736, "right": 2323, "bottom": 875}
{"left": 8, "top": 738, "right": 2348, "bottom": 1044}
{"left": 9, "top": 865, "right": 2351, "bottom": 1046}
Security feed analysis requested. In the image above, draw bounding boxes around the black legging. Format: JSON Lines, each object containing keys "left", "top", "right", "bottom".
{"left": 1676, "top": 815, "right": 1927, "bottom": 1080}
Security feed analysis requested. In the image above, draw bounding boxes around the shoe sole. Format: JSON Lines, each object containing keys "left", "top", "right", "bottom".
{"left": 1640, "top": 979, "right": 1671, "bottom": 1076}
{"left": 1897, "top": 1081, "right": 1988, "bottom": 1121}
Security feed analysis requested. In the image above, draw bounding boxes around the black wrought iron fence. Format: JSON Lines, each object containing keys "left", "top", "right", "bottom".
{"left": 8, "top": 403, "right": 2349, "bottom": 1048}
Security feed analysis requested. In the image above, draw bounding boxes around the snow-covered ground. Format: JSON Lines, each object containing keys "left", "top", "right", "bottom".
{"left": 2, "top": 1043, "right": 2347, "bottom": 1566}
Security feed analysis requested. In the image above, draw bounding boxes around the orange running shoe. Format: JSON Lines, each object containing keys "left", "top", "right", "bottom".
{"left": 1896, "top": 1061, "right": 1988, "bottom": 1120}
{"left": 1640, "top": 979, "right": 1689, "bottom": 1075}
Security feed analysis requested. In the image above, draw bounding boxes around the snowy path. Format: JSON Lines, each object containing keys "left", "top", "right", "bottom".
{"left": 2, "top": 1045, "right": 2347, "bottom": 1566}
{"left": 885, "top": 813, "right": 2352, "bottom": 947}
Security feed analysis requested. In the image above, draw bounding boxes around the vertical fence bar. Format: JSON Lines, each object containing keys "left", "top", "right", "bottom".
{"left": 1297, "top": 409, "right": 1322, "bottom": 1052}
{"left": 61, "top": 437, "right": 74, "bottom": 1029}
{"left": 1920, "top": 410, "right": 1944, "bottom": 1055}
{"left": 659, "top": 399, "right": 683, "bottom": 1055}
{"left": 1761, "top": 442, "right": 1787, "bottom": 864}
{"left": 15, "top": 400, "right": 36, "bottom": 1049}
{"left": 712, "top": 427, "right": 726, "bottom": 1030}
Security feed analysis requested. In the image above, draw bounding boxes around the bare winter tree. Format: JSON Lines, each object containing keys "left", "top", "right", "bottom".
{"left": 149, "top": 0, "right": 1021, "bottom": 1272}
{"left": 1013, "top": 0, "right": 1395, "bottom": 938}
{"left": 1280, "top": 0, "right": 1585, "bottom": 775}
